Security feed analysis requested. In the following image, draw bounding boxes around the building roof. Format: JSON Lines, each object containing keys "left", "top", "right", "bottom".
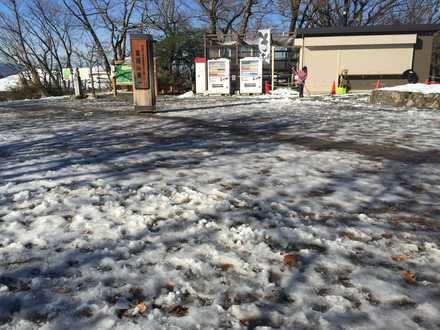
{"left": 297, "top": 24, "right": 440, "bottom": 37}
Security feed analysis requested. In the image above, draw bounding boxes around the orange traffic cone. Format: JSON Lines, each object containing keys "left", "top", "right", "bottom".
{"left": 330, "top": 81, "right": 336, "bottom": 95}
{"left": 375, "top": 80, "right": 382, "bottom": 89}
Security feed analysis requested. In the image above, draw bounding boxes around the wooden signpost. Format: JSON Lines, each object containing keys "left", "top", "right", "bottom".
{"left": 130, "top": 34, "right": 156, "bottom": 111}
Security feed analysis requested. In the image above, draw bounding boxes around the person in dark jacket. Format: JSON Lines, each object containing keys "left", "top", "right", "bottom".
{"left": 402, "top": 69, "right": 418, "bottom": 84}
{"left": 294, "top": 66, "right": 308, "bottom": 98}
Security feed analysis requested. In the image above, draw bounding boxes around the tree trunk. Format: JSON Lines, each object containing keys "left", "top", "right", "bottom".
{"left": 289, "top": 0, "right": 302, "bottom": 33}
{"left": 89, "top": 66, "right": 96, "bottom": 98}
{"left": 65, "top": 0, "right": 111, "bottom": 79}
{"left": 30, "top": 68, "right": 48, "bottom": 96}
{"left": 209, "top": 0, "right": 218, "bottom": 34}
{"left": 239, "top": 0, "right": 256, "bottom": 35}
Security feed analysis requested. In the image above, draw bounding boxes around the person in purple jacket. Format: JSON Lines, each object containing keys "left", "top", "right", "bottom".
{"left": 294, "top": 66, "right": 308, "bottom": 98}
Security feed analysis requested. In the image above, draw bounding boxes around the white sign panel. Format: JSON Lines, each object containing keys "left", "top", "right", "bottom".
{"left": 258, "top": 29, "right": 271, "bottom": 65}
{"left": 195, "top": 58, "right": 207, "bottom": 94}
{"left": 240, "top": 57, "right": 262, "bottom": 94}
{"left": 207, "top": 59, "right": 230, "bottom": 95}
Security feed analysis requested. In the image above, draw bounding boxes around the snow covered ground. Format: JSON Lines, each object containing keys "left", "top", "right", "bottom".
{"left": 268, "top": 88, "right": 299, "bottom": 98}
{"left": 0, "top": 94, "right": 440, "bottom": 329}
{"left": 177, "top": 91, "right": 195, "bottom": 99}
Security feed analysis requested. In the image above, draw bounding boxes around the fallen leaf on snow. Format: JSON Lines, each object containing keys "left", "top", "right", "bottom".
{"left": 53, "top": 287, "right": 72, "bottom": 294}
{"left": 165, "top": 281, "right": 176, "bottom": 291}
{"left": 240, "top": 316, "right": 261, "bottom": 327}
{"left": 391, "top": 255, "right": 409, "bottom": 262}
{"left": 401, "top": 271, "right": 417, "bottom": 284}
{"left": 342, "top": 232, "right": 355, "bottom": 240}
{"left": 168, "top": 305, "right": 188, "bottom": 317}
{"left": 137, "top": 302, "right": 147, "bottom": 314}
{"left": 220, "top": 263, "right": 234, "bottom": 271}
{"left": 283, "top": 254, "right": 299, "bottom": 267}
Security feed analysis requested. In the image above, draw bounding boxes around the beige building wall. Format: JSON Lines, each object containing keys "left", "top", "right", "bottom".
{"left": 301, "top": 47, "right": 339, "bottom": 93}
{"left": 413, "top": 36, "right": 434, "bottom": 82}
{"left": 296, "top": 34, "right": 417, "bottom": 93}
{"left": 338, "top": 46, "right": 414, "bottom": 74}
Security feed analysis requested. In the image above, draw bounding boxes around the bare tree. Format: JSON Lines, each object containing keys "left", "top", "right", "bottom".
{"left": 197, "top": 0, "right": 220, "bottom": 34}
{"left": 392, "top": 0, "right": 440, "bottom": 24}
{"left": 146, "top": 0, "right": 196, "bottom": 78}
{"left": 239, "top": 0, "right": 258, "bottom": 34}
{"left": 0, "top": 0, "right": 48, "bottom": 94}
{"left": 146, "top": 0, "right": 191, "bottom": 37}
{"left": 196, "top": 0, "right": 261, "bottom": 35}
{"left": 0, "top": 0, "right": 78, "bottom": 93}
{"left": 24, "top": 0, "right": 76, "bottom": 90}
{"left": 307, "top": 0, "right": 400, "bottom": 27}
{"left": 276, "top": 0, "right": 316, "bottom": 32}
{"left": 90, "top": 0, "right": 142, "bottom": 61}
{"left": 63, "top": 0, "right": 112, "bottom": 78}
{"left": 30, "top": 0, "right": 75, "bottom": 82}
{"left": 75, "top": 39, "right": 99, "bottom": 97}
{"left": 288, "top": 0, "right": 302, "bottom": 31}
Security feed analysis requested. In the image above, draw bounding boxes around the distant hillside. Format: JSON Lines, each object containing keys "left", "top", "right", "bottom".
{"left": 0, "top": 63, "right": 22, "bottom": 78}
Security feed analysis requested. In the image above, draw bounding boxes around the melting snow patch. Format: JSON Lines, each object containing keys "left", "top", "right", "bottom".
{"left": 0, "top": 74, "right": 21, "bottom": 91}
{"left": 268, "top": 88, "right": 299, "bottom": 98}
{"left": 381, "top": 83, "right": 440, "bottom": 94}
{"left": 177, "top": 91, "right": 194, "bottom": 98}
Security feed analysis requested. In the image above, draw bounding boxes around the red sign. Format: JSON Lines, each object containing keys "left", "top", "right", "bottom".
{"left": 130, "top": 39, "right": 149, "bottom": 89}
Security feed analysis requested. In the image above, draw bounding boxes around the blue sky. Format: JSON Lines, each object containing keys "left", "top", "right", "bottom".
{"left": 0, "top": 0, "right": 288, "bottom": 32}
